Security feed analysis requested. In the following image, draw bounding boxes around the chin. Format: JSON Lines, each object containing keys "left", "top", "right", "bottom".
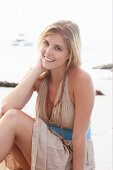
{"left": 42, "top": 60, "right": 65, "bottom": 71}
{"left": 42, "top": 63, "right": 52, "bottom": 70}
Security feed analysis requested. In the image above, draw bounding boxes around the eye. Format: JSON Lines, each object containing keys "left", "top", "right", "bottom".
{"left": 55, "top": 46, "right": 62, "bottom": 51}
{"left": 43, "top": 40, "right": 49, "bottom": 46}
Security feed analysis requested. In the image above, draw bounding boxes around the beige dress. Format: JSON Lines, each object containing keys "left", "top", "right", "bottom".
{"left": 5, "top": 74, "right": 95, "bottom": 170}
{"left": 32, "top": 75, "right": 95, "bottom": 170}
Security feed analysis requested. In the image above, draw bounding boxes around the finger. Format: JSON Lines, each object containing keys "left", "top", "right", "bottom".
{"left": 0, "top": 112, "right": 3, "bottom": 118}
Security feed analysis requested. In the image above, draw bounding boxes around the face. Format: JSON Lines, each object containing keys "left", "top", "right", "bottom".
{"left": 40, "top": 33, "right": 69, "bottom": 71}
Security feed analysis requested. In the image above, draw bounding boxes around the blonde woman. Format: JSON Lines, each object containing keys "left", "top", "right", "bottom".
{"left": 0, "top": 20, "right": 95, "bottom": 170}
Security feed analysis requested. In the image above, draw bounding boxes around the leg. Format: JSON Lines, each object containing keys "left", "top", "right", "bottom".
{"left": 9, "top": 143, "right": 30, "bottom": 170}
{"left": 0, "top": 109, "right": 35, "bottom": 167}
{"left": 1, "top": 111, "right": 30, "bottom": 169}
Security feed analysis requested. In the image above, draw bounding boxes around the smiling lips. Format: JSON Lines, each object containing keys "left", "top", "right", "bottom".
{"left": 44, "top": 56, "right": 55, "bottom": 62}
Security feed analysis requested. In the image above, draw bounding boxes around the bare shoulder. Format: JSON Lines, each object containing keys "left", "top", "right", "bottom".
{"left": 69, "top": 67, "right": 93, "bottom": 91}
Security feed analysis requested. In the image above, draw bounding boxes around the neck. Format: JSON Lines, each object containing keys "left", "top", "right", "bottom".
{"left": 50, "top": 66, "right": 67, "bottom": 85}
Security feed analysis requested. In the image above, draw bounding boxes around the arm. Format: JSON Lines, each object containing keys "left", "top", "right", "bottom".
{"left": 0, "top": 66, "right": 42, "bottom": 114}
{"left": 72, "top": 69, "right": 95, "bottom": 170}
{"left": 0, "top": 52, "right": 45, "bottom": 115}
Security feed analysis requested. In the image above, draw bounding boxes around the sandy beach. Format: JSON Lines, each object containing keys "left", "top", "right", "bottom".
{"left": 0, "top": 71, "right": 112, "bottom": 170}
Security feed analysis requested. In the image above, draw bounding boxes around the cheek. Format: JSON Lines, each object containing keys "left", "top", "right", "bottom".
{"left": 58, "top": 53, "right": 68, "bottom": 62}
{"left": 55, "top": 57, "right": 67, "bottom": 67}
{"left": 39, "top": 47, "right": 44, "bottom": 54}
{"left": 39, "top": 45, "right": 45, "bottom": 54}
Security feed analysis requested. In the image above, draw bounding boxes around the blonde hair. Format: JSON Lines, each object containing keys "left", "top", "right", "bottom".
{"left": 38, "top": 20, "right": 81, "bottom": 79}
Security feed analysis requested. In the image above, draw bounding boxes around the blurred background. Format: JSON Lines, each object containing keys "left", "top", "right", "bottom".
{"left": 0, "top": 0, "right": 112, "bottom": 169}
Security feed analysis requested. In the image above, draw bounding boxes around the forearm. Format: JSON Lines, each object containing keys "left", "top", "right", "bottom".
{"left": 72, "top": 139, "right": 86, "bottom": 170}
{"left": 1, "top": 66, "right": 41, "bottom": 113}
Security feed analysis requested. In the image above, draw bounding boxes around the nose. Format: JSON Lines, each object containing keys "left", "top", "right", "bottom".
{"left": 45, "top": 46, "right": 53, "bottom": 56}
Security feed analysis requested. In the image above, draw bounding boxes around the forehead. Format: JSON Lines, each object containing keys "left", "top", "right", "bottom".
{"left": 44, "top": 33, "right": 66, "bottom": 46}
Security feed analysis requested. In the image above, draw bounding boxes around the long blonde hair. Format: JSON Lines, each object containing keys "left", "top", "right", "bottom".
{"left": 38, "top": 20, "right": 81, "bottom": 79}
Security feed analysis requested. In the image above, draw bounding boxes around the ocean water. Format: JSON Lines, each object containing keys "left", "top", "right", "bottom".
{"left": 0, "top": 42, "right": 112, "bottom": 119}
{"left": 0, "top": 39, "right": 112, "bottom": 117}
{"left": 0, "top": 0, "right": 112, "bottom": 82}
{"left": 0, "top": 41, "right": 112, "bottom": 82}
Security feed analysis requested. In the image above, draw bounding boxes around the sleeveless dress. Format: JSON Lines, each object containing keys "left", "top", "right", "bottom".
{"left": 32, "top": 75, "right": 95, "bottom": 170}
{"left": 4, "top": 74, "right": 95, "bottom": 170}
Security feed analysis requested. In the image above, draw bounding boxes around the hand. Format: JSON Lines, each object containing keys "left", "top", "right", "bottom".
{"left": 34, "top": 52, "right": 47, "bottom": 74}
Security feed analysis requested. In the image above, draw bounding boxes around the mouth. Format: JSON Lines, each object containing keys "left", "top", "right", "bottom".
{"left": 44, "top": 56, "right": 55, "bottom": 62}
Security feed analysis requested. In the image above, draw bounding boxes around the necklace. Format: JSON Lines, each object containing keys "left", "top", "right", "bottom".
{"left": 46, "top": 70, "right": 69, "bottom": 145}
{"left": 46, "top": 74, "right": 65, "bottom": 119}
{"left": 46, "top": 85, "right": 53, "bottom": 120}
{"left": 46, "top": 78, "right": 59, "bottom": 120}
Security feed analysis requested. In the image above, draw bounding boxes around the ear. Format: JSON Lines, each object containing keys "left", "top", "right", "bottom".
{"left": 67, "top": 55, "right": 70, "bottom": 60}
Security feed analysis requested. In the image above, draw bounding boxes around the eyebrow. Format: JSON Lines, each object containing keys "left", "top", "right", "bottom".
{"left": 44, "top": 39, "right": 64, "bottom": 49}
{"left": 55, "top": 44, "right": 64, "bottom": 49}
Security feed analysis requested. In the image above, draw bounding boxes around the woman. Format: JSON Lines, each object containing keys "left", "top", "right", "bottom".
{"left": 0, "top": 20, "right": 95, "bottom": 170}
